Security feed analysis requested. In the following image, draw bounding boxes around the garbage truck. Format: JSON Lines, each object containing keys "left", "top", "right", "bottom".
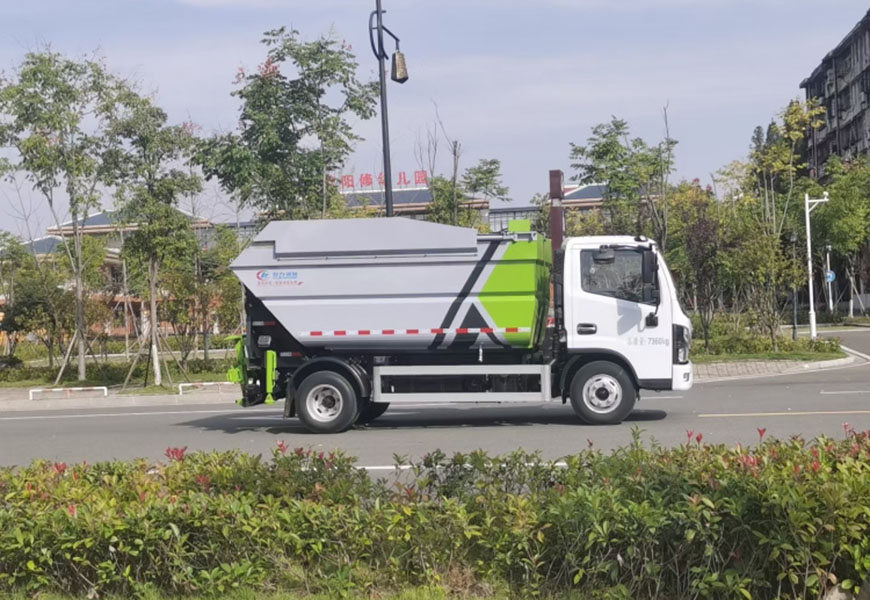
{"left": 227, "top": 217, "right": 693, "bottom": 433}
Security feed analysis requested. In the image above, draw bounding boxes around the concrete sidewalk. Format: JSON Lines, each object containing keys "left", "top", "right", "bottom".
{"left": 694, "top": 354, "right": 858, "bottom": 383}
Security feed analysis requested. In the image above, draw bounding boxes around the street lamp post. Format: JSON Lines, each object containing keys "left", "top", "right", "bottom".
{"left": 791, "top": 231, "right": 798, "bottom": 341}
{"left": 369, "top": 0, "right": 409, "bottom": 217}
{"left": 804, "top": 192, "right": 829, "bottom": 340}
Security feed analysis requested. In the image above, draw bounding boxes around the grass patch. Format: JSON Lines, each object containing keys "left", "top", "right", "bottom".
{"left": 692, "top": 350, "right": 847, "bottom": 364}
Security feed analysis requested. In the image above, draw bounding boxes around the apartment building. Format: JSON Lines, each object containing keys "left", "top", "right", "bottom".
{"left": 801, "top": 9, "right": 870, "bottom": 175}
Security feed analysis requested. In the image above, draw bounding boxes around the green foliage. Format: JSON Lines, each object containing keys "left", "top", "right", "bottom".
{"left": 426, "top": 175, "right": 485, "bottom": 230}
{"left": 197, "top": 27, "right": 377, "bottom": 220}
{"left": 814, "top": 156, "right": 870, "bottom": 289}
{"left": 0, "top": 50, "right": 143, "bottom": 380}
{"left": 462, "top": 158, "right": 510, "bottom": 203}
{"left": 3, "top": 434, "right": 870, "bottom": 598}
{"left": 570, "top": 117, "right": 675, "bottom": 242}
{"left": 0, "top": 254, "right": 75, "bottom": 367}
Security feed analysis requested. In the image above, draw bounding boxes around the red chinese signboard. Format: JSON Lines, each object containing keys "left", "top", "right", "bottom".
{"left": 335, "top": 169, "right": 428, "bottom": 192}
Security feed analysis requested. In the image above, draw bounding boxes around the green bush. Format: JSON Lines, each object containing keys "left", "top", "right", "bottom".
{"left": 2, "top": 431, "right": 870, "bottom": 598}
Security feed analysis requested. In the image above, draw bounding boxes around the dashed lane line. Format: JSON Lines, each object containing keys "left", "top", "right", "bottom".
{"left": 700, "top": 409, "right": 870, "bottom": 418}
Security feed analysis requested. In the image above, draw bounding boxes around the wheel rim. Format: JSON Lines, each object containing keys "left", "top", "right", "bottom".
{"left": 582, "top": 374, "right": 622, "bottom": 414}
{"left": 306, "top": 384, "right": 343, "bottom": 423}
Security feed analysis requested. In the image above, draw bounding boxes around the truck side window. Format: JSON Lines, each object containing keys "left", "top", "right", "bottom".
{"left": 580, "top": 249, "right": 644, "bottom": 303}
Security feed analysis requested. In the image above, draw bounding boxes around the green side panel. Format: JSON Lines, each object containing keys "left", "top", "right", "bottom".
{"left": 508, "top": 219, "right": 531, "bottom": 233}
{"left": 480, "top": 235, "right": 551, "bottom": 348}
{"left": 226, "top": 335, "right": 247, "bottom": 405}
{"left": 264, "top": 350, "right": 277, "bottom": 405}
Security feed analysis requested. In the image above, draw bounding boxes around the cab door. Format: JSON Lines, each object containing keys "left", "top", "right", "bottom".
{"left": 565, "top": 246, "right": 673, "bottom": 385}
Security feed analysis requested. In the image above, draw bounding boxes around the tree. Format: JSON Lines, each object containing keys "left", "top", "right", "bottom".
{"left": 462, "top": 159, "right": 510, "bottom": 203}
{"left": 748, "top": 99, "right": 825, "bottom": 235}
{"left": 0, "top": 51, "right": 136, "bottom": 380}
{"left": 198, "top": 28, "right": 377, "bottom": 220}
{"left": 2, "top": 254, "right": 75, "bottom": 367}
{"left": 427, "top": 176, "right": 481, "bottom": 229}
{"left": 814, "top": 156, "right": 870, "bottom": 316}
{"left": 0, "top": 233, "right": 26, "bottom": 357}
{"left": 671, "top": 183, "right": 723, "bottom": 349}
{"left": 113, "top": 99, "right": 201, "bottom": 386}
{"left": 570, "top": 117, "right": 675, "bottom": 245}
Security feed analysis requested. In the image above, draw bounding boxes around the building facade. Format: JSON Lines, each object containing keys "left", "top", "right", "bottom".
{"left": 801, "top": 9, "right": 870, "bottom": 175}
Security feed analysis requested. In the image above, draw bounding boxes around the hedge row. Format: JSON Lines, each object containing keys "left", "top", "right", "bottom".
{"left": 694, "top": 333, "right": 841, "bottom": 356}
{"left": 0, "top": 359, "right": 232, "bottom": 384}
{"left": 11, "top": 336, "right": 236, "bottom": 362}
{"left": 2, "top": 430, "right": 870, "bottom": 598}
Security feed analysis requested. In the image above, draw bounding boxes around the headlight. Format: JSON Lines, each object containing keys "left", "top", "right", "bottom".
{"left": 674, "top": 325, "right": 690, "bottom": 365}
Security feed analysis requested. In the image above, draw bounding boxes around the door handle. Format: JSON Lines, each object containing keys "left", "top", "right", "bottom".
{"left": 577, "top": 323, "right": 597, "bottom": 335}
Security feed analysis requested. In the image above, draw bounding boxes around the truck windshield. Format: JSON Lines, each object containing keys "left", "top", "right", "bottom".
{"left": 580, "top": 249, "right": 643, "bottom": 303}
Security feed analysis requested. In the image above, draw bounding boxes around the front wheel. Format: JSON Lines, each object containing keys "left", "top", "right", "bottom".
{"left": 569, "top": 361, "right": 636, "bottom": 425}
{"left": 296, "top": 371, "right": 359, "bottom": 433}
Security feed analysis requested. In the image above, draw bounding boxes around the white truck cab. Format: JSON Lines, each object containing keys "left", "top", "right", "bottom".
{"left": 564, "top": 236, "right": 693, "bottom": 395}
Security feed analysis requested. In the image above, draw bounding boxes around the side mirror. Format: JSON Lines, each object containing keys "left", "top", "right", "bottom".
{"left": 593, "top": 247, "right": 616, "bottom": 264}
{"left": 642, "top": 250, "right": 658, "bottom": 285}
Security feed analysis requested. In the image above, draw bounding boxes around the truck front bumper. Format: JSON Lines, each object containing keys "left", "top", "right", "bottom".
{"left": 672, "top": 362, "right": 693, "bottom": 391}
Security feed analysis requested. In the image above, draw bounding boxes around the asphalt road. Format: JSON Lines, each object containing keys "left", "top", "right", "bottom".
{"left": 1, "top": 330, "right": 869, "bottom": 469}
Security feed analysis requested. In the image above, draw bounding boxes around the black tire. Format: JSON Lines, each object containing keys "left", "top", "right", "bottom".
{"left": 357, "top": 401, "right": 390, "bottom": 424}
{"left": 295, "top": 370, "right": 359, "bottom": 433}
{"left": 569, "top": 361, "right": 636, "bottom": 425}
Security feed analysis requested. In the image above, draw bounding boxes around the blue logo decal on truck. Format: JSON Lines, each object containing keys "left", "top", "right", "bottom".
{"left": 256, "top": 270, "right": 302, "bottom": 286}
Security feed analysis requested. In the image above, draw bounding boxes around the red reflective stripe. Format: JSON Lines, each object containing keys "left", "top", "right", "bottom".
{"left": 264, "top": 321, "right": 277, "bottom": 327}
{"left": 431, "top": 328, "right": 444, "bottom": 334}
{"left": 334, "top": 330, "right": 346, "bottom": 336}
{"left": 382, "top": 329, "right": 395, "bottom": 335}
{"left": 481, "top": 328, "right": 493, "bottom": 334}
{"left": 506, "top": 327, "right": 519, "bottom": 333}
{"left": 358, "top": 330, "right": 371, "bottom": 335}
{"left": 406, "top": 329, "right": 419, "bottom": 334}
{"left": 456, "top": 328, "right": 469, "bottom": 334}
{"left": 310, "top": 331, "right": 323, "bottom": 337}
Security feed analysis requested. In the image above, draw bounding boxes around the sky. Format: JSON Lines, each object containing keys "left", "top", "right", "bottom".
{"left": 1, "top": 0, "right": 868, "bottom": 235}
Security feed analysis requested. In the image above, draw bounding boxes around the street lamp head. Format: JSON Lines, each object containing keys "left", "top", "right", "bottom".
{"left": 790, "top": 231, "right": 797, "bottom": 243}
{"left": 391, "top": 49, "right": 409, "bottom": 83}
{"left": 823, "top": 191, "right": 829, "bottom": 201}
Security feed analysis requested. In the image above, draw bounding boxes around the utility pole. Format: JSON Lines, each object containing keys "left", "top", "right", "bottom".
{"left": 804, "top": 192, "right": 829, "bottom": 339}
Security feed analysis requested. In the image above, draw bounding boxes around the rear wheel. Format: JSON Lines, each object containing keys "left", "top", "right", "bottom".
{"left": 357, "top": 401, "right": 390, "bottom": 424}
{"left": 296, "top": 371, "right": 359, "bottom": 433}
{"left": 569, "top": 361, "right": 636, "bottom": 425}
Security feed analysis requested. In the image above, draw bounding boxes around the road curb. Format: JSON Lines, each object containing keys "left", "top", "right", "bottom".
{"left": 0, "top": 391, "right": 240, "bottom": 413}
{"left": 696, "top": 354, "right": 861, "bottom": 384}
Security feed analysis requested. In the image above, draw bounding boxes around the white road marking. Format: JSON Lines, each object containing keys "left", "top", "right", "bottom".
{"left": 821, "top": 390, "right": 870, "bottom": 395}
{"left": 700, "top": 410, "right": 870, "bottom": 418}
{"left": 840, "top": 345, "right": 870, "bottom": 362}
{"left": 0, "top": 409, "right": 282, "bottom": 422}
